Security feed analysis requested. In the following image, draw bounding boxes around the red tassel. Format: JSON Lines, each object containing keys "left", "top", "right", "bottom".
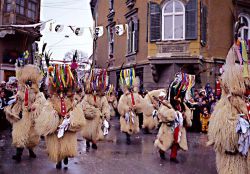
{"left": 24, "top": 87, "right": 29, "bottom": 107}
{"left": 131, "top": 92, "right": 135, "bottom": 106}
{"left": 94, "top": 95, "right": 96, "bottom": 103}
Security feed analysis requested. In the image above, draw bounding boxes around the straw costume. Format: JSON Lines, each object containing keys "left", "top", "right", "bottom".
{"left": 207, "top": 41, "right": 250, "bottom": 174}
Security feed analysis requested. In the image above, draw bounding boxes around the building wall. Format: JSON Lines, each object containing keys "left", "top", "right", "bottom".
{"left": 92, "top": 0, "right": 242, "bottom": 90}
{"left": 94, "top": 0, "right": 109, "bottom": 68}
{"left": 204, "top": 0, "right": 234, "bottom": 59}
{"left": 94, "top": 0, "right": 148, "bottom": 69}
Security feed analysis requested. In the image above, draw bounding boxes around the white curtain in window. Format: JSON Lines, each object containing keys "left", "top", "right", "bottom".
{"left": 162, "top": 0, "right": 185, "bottom": 40}
{"left": 164, "top": 16, "right": 172, "bottom": 39}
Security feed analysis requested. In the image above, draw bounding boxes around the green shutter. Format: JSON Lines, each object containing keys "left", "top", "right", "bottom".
{"left": 150, "top": 2, "right": 161, "bottom": 42}
{"left": 185, "top": 0, "right": 198, "bottom": 40}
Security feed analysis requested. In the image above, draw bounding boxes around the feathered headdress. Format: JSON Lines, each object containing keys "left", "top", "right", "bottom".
{"left": 84, "top": 68, "right": 109, "bottom": 94}
{"left": 167, "top": 72, "right": 195, "bottom": 102}
{"left": 119, "top": 68, "right": 140, "bottom": 93}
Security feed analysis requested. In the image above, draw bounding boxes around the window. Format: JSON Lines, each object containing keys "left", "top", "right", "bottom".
{"left": 127, "top": 18, "right": 139, "bottom": 54}
{"left": 27, "top": 1, "right": 37, "bottom": 20}
{"left": 162, "top": 0, "right": 185, "bottom": 40}
{"left": 108, "top": 26, "right": 114, "bottom": 58}
{"left": 5, "top": 0, "right": 12, "bottom": 12}
{"left": 16, "top": 0, "right": 25, "bottom": 15}
{"left": 239, "top": 14, "right": 250, "bottom": 40}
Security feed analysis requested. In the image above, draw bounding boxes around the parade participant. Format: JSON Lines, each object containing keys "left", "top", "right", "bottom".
{"left": 207, "top": 44, "right": 250, "bottom": 174}
{"left": 141, "top": 89, "right": 167, "bottom": 133}
{"left": 117, "top": 68, "right": 144, "bottom": 144}
{"left": 155, "top": 72, "right": 193, "bottom": 163}
{"left": 80, "top": 69, "right": 110, "bottom": 150}
{"left": 200, "top": 107, "right": 210, "bottom": 133}
{"left": 106, "top": 84, "right": 118, "bottom": 118}
{"left": 35, "top": 59, "right": 86, "bottom": 169}
{"left": 4, "top": 55, "right": 46, "bottom": 162}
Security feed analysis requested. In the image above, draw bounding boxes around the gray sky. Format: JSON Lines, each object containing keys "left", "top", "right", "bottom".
{"left": 38, "top": 0, "right": 93, "bottom": 60}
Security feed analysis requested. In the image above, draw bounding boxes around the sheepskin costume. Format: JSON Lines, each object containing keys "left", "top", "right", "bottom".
{"left": 107, "top": 91, "right": 118, "bottom": 118}
{"left": 80, "top": 93, "right": 110, "bottom": 142}
{"left": 35, "top": 63, "right": 86, "bottom": 169}
{"left": 207, "top": 46, "right": 250, "bottom": 174}
{"left": 4, "top": 64, "right": 46, "bottom": 161}
{"left": 118, "top": 76, "right": 144, "bottom": 142}
{"left": 142, "top": 89, "right": 167, "bottom": 131}
{"left": 35, "top": 95, "right": 85, "bottom": 163}
{"left": 154, "top": 102, "right": 192, "bottom": 152}
{"left": 80, "top": 69, "right": 111, "bottom": 149}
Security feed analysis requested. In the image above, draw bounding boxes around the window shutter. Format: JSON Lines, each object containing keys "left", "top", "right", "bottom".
{"left": 185, "top": 0, "right": 198, "bottom": 40}
{"left": 200, "top": 3, "right": 207, "bottom": 46}
{"left": 150, "top": 2, "right": 161, "bottom": 42}
{"left": 134, "top": 19, "right": 139, "bottom": 52}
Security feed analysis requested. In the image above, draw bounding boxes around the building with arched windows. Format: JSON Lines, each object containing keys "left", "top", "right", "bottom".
{"left": 90, "top": 0, "right": 250, "bottom": 91}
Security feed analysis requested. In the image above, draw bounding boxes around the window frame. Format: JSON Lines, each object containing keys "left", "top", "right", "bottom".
{"left": 127, "top": 18, "right": 137, "bottom": 55}
{"left": 239, "top": 13, "right": 250, "bottom": 40}
{"left": 5, "top": 0, "right": 12, "bottom": 13}
{"left": 107, "top": 25, "right": 115, "bottom": 58}
{"left": 162, "top": 0, "right": 185, "bottom": 41}
{"left": 16, "top": 0, "right": 25, "bottom": 15}
{"left": 27, "top": 0, "right": 37, "bottom": 20}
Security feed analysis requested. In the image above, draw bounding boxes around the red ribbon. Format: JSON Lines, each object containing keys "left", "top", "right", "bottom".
{"left": 176, "top": 73, "right": 185, "bottom": 99}
{"left": 94, "top": 95, "right": 96, "bottom": 103}
{"left": 131, "top": 92, "right": 135, "bottom": 106}
{"left": 24, "top": 87, "right": 29, "bottom": 107}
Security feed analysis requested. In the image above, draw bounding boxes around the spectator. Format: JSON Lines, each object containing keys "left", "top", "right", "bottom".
{"left": 200, "top": 107, "right": 211, "bottom": 133}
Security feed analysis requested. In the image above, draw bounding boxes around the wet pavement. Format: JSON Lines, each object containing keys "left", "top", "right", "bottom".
{"left": 0, "top": 118, "right": 217, "bottom": 174}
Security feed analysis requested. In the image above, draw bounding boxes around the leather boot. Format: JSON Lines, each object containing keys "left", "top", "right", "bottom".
{"left": 56, "top": 161, "right": 62, "bottom": 169}
{"left": 28, "top": 149, "right": 36, "bottom": 158}
{"left": 12, "top": 148, "right": 24, "bottom": 162}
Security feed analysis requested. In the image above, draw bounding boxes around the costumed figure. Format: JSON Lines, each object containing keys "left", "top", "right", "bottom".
{"left": 207, "top": 39, "right": 250, "bottom": 174}
{"left": 154, "top": 72, "right": 193, "bottom": 163}
{"left": 4, "top": 52, "right": 46, "bottom": 162}
{"left": 107, "top": 84, "right": 118, "bottom": 118}
{"left": 141, "top": 89, "right": 167, "bottom": 133}
{"left": 80, "top": 68, "right": 111, "bottom": 150}
{"left": 35, "top": 56, "right": 86, "bottom": 169}
{"left": 117, "top": 68, "right": 144, "bottom": 144}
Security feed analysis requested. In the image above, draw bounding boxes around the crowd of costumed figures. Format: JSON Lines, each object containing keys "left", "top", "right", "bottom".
{"left": 3, "top": 38, "right": 250, "bottom": 173}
